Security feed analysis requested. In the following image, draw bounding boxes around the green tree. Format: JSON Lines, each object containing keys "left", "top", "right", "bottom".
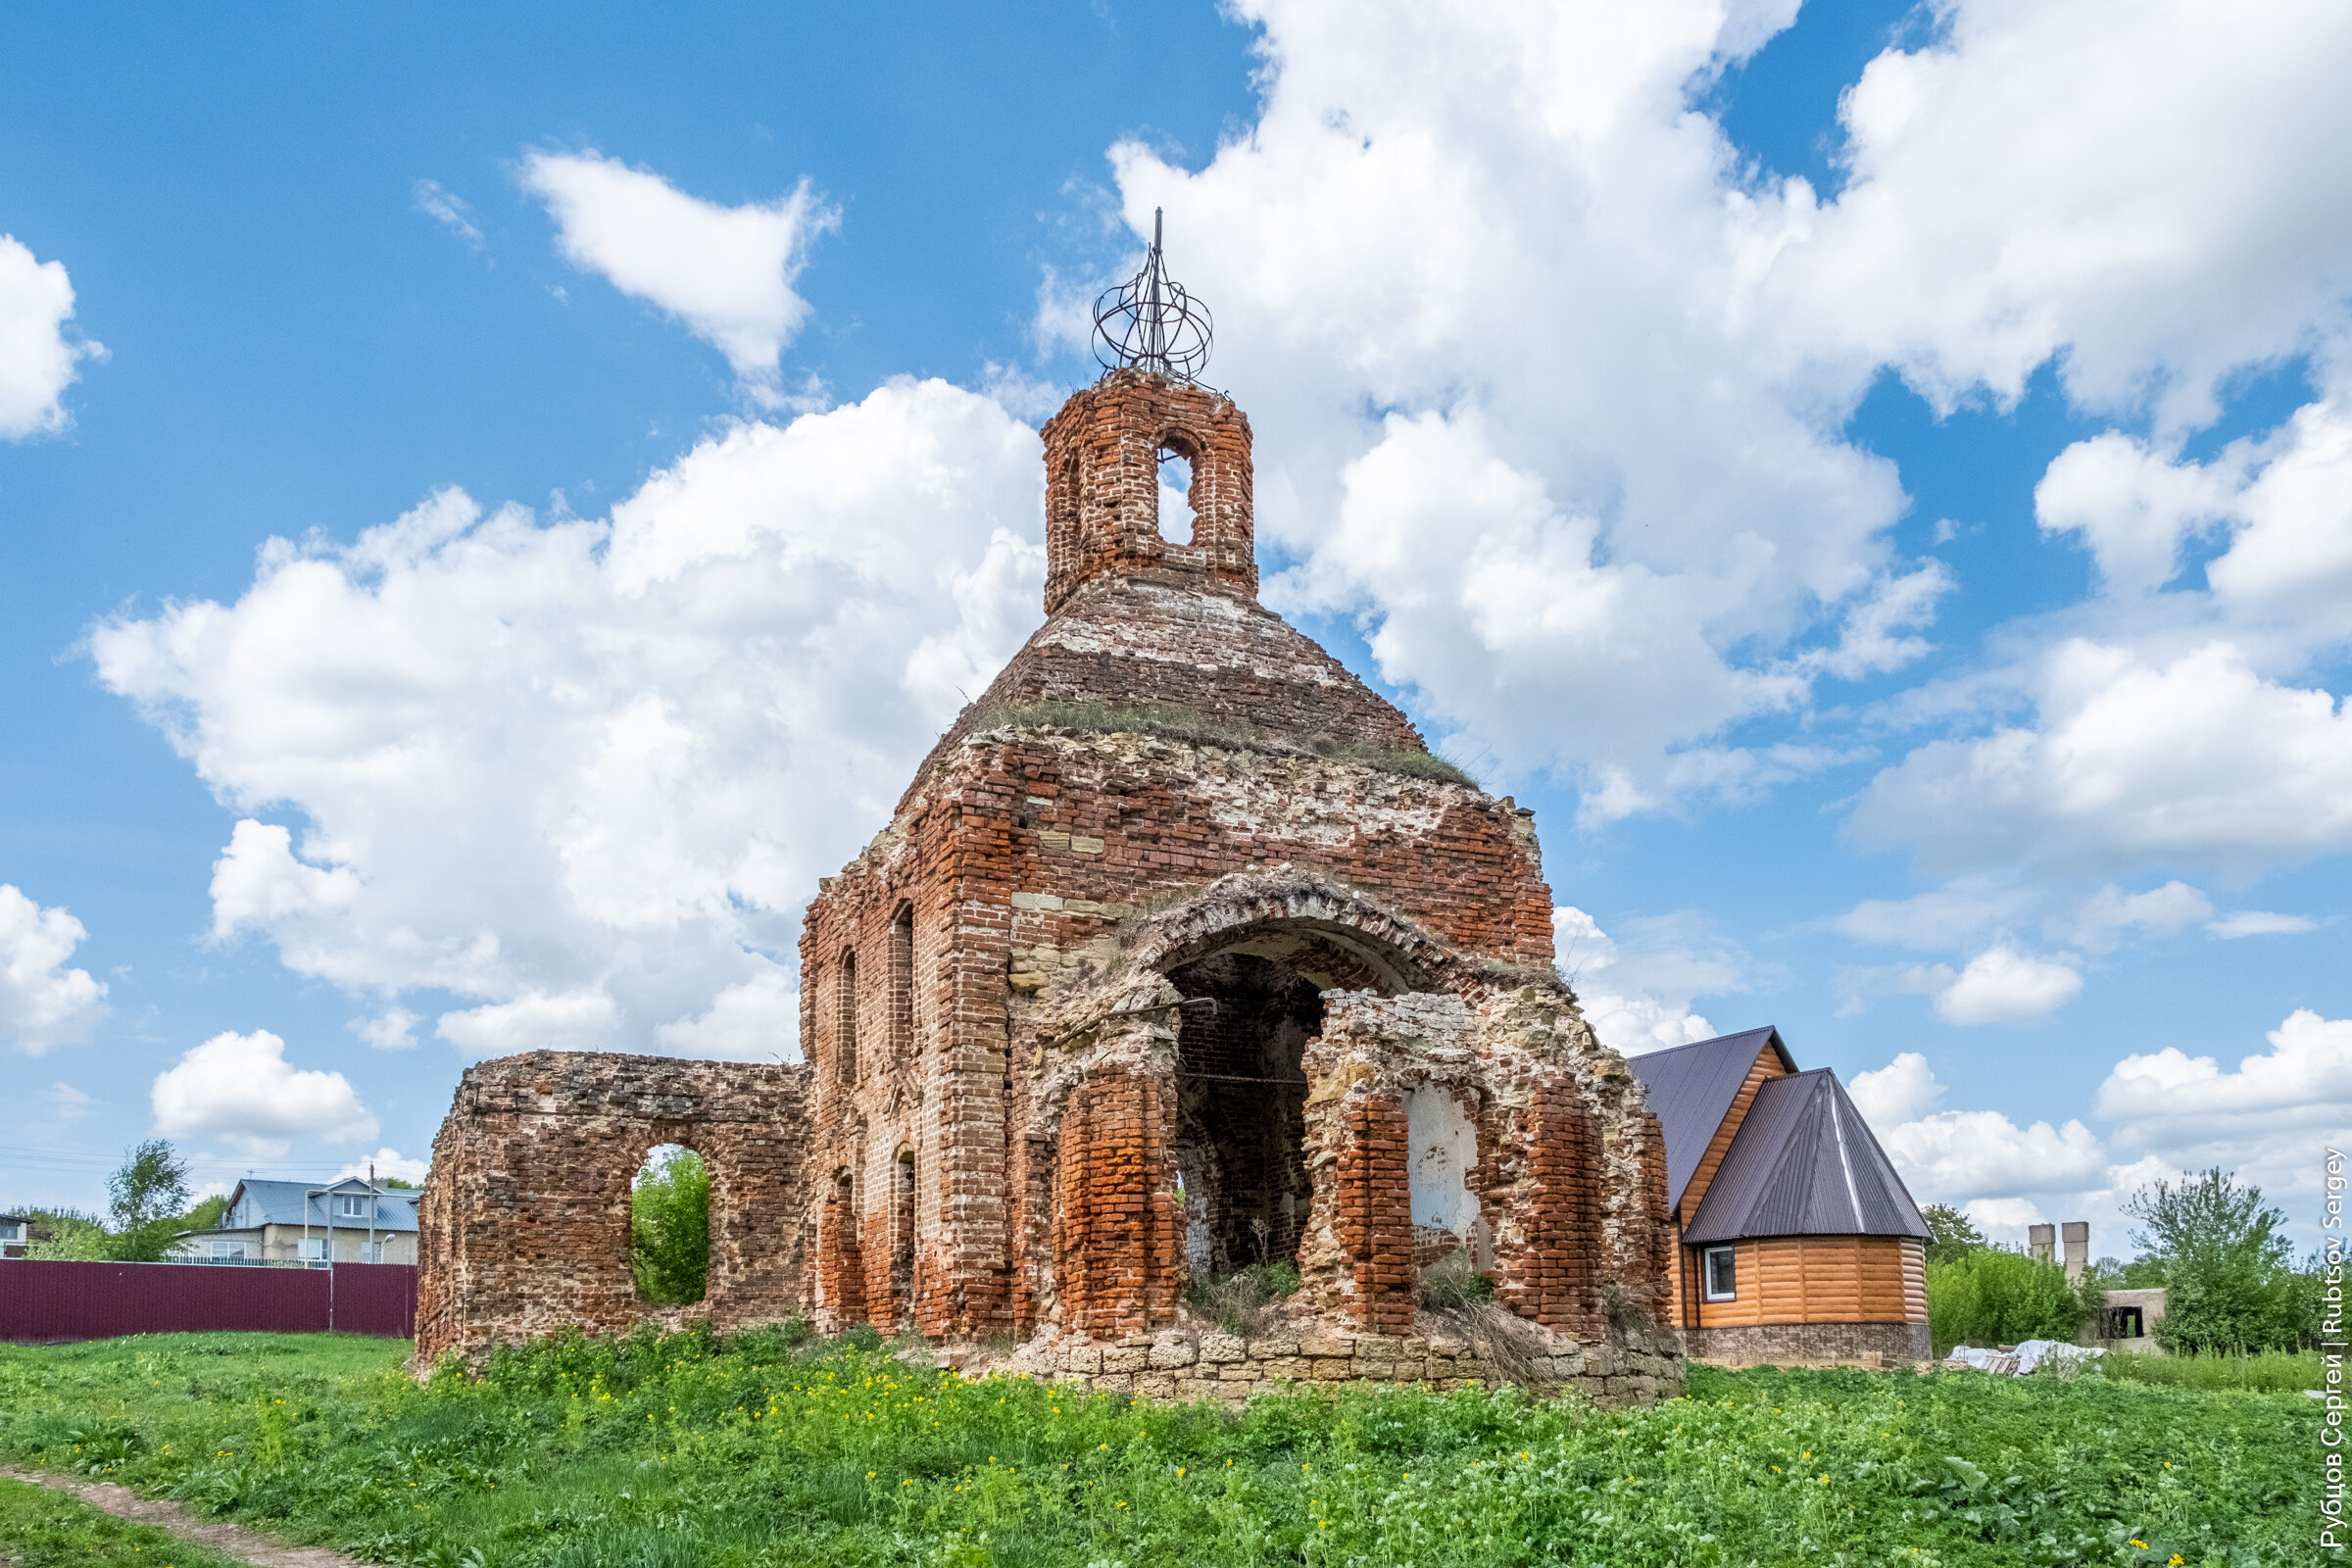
{"left": 105, "top": 1141, "right": 191, "bottom": 1262}
{"left": 1926, "top": 1247, "right": 2102, "bottom": 1354}
{"left": 22, "top": 1207, "right": 112, "bottom": 1260}
{"left": 2124, "top": 1166, "right": 2313, "bottom": 1351}
{"left": 630, "top": 1146, "right": 710, "bottom": 1305}
{"left": 1921, "top": 1203, "right": 1986, "bottom": 1265}
{"left": 180, "top": 1193, "right": 231, "bottom": 1235}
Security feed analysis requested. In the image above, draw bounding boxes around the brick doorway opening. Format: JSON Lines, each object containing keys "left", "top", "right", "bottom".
{"left": 1168, "top": 953, "right": 1320, "bottom": 1277}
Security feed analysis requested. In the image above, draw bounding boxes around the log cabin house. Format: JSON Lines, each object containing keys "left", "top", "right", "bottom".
{"left": 1630, "top": 1027, "right": 1933, "bottom": 1367}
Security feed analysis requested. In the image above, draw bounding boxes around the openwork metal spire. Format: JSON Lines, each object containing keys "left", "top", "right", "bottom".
{"left": 1093, "top": 208, "right": 1213, "bottom": 381}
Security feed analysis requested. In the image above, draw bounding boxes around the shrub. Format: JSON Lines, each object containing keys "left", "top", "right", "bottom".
{"left": 1920, "top": 1202, "right": 1986, "bottom": 1265}
{"left": 1926, "top": 1247, "right": 2100, "bottom": 1353}
{"left": 1186, "top": 1260, "right": 1299, "bottom": 1337}
{"left": 1412, "top": 1248, "right": 1494, "bottom": 1310}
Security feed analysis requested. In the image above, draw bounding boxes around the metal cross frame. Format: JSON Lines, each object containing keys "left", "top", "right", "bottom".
{"left": 1093, "top": 208, "right": 1214, "bottom": 382}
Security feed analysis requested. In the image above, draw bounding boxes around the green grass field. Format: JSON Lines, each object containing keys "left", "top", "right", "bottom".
{"left": 0, "top": 1475, "right": 251, "bottom": 1568}
{"left": 0, "top": 1329, "right": 2316, "bottom": 1567}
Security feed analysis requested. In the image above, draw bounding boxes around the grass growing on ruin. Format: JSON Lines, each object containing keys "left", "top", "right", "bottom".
{"left": 0, "top": 1328, "right": 2314, "bottom": 1567}
{"left": 982, "top": 701, "right": 1481, "bottom": 789}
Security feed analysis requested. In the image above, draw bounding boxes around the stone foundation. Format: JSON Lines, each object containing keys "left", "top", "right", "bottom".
{"left": 1686, "top": 1320, "right": 1931, "bottom": 1369}
{"left": 1013, "top": 1325, "right": 1685, "bottom": 1406}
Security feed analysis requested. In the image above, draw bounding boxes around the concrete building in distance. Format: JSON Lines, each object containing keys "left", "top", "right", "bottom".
{"left": 416, "top": 233, "right": 1687, "bottom": 1402}
{"left": 175, "top": 1176, "right": 418, "bottom": 1265}
{"left": 1632, "top": 1027, "right": 1933, "bottom": 1367}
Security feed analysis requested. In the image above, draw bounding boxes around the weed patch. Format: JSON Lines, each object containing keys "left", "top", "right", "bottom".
{"left": 0, "top": 1329, "right": 2314, "bottom": 1566}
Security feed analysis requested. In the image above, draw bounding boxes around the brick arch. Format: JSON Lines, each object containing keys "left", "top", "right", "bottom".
{"left": 1119, "top": 872, "right": 1460, "bottom": 996}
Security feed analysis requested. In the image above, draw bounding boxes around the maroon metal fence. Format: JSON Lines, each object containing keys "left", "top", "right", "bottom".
{"left": 0, "top": 1260, "right": 417, "bottom": 1345}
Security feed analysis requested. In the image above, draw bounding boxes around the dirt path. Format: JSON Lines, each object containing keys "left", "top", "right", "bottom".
{"left": 0, "top": 1467, "right": 372, "bottom": 1568}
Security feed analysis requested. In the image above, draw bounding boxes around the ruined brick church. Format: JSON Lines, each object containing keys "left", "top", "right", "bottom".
{"left": 417, "top": 235, "right": 1682, "bottom": 1401}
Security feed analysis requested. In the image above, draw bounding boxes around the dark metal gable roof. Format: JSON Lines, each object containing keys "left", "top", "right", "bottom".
{"left": 1625, "top": 1025, "right": 1794, "bottom": 1213}
{"left": 1682, "top": 1069, "right": 1931, "bottom": 1244}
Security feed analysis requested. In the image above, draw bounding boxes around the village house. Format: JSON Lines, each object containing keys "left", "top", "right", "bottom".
{"left": 1631, "top": 1026, "right": 1934, "bottom": 1367}
{"left": 175, "top": 1176, "right": 419, "bottom": 1265}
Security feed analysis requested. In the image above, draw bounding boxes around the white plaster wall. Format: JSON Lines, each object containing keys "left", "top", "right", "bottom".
{"left": 1406, "top": 1085, "right": 1480, "bottom": 1240}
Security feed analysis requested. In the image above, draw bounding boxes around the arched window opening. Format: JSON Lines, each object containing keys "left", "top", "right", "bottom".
{"left": 630, "top": 1144, "right": 709, "bottom": 1304}
{"left": 892, "top": 1147, "right": 917, "bottom": 1320}
{"left": 890, "top": 903, "right": 914, "bottom": 1062}
{"left": 1156, "top": 440, "right": 1200, "bottom": 546}
{"left": 836, "top": 949, "right": 858, "bottom": 1086}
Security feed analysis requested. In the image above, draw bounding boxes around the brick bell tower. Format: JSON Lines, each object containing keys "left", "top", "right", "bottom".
{"left": 1040, "top": 370, "right": 1255, "bottom": 612}
{"left": 1042, "top": 206, "right": 1254, "bottom": 612}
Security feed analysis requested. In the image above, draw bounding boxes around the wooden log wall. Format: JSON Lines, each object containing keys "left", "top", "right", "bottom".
{"left": 1692, "top": 1235, "right": 1927, "bottom": 1327}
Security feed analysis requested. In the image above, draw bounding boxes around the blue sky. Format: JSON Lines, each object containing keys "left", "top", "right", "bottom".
{"left": 4, "top": 0, "right": 2346, "bottom": 1255}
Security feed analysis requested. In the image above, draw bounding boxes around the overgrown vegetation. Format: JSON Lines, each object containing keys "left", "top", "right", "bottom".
{"left": 0, "top": 1474, "right": 252, "bottom": 1568}
{"left": 2122, "top": 1167, "right": 2318, "bottom": 1352}
{"left": 1410, "top": 1252, "right": 1551, "bottom": 1394}
{"left": 1926, "top": 1167, "right": 2321, "bottom": 1356}
{"left": 981, "top": 701, "right": 1480, "bottom": 789}
{"left": 1184, "top": 1261, "right": 1299, "bottom": 1337}
{"left": 1926, "top": 1246, "right": 2104, "bottom": 1355}
{"left": 0, "top": 1329, "right": 2313, "bottom": 1566}
{"left": 1410, "top": 1248, "right": 1494, "bottom": 1311}
{"left": 629, "top": 1146, "right": 710, "bottom": 1305}
{"left": 2097, "top": 1348, "right": 2321, "bottom": 1394}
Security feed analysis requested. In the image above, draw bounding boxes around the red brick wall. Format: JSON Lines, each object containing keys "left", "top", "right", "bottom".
{"left": 1054, "top": 1070, "right": 1179, "bottom": 1338}
{"left": 1041, "top": 368, "right": 1255, "bottom": 613}
{"left": 415, "top": 1053, "right": 808, "bottom": 1365}
{"left": 1335, "top": 1094, "right": 1415, "bottom": 1334}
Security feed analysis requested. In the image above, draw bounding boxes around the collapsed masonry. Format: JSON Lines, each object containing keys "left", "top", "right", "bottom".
{"left": 416, "top": 368, "right": 1684, "bottom": 1403}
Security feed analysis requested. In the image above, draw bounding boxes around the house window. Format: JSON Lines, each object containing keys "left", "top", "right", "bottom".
{"left": 300, "top": 1238, "right": 328, "bottom": 1261}
{"left": 336, "top": 1194, "right": 373, "bottom": 1219}
{"left": 210, "top": 1240, "right": 249, "bottom": 1261}
{"left": 1702, "top": 1246, "right": 1737, "bottom": 1301}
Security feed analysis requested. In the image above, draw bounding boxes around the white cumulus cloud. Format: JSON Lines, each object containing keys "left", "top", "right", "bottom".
{"left": 2095, "top": 1008, "right": 2352, "bottom": 1174}
{"left": 654, "top": 963, "right": 799, "bottom": 1061}
{"left": 1850, "top": 640, "right": 2352, "bottom": 876}
{"left": 1553, "top": 905, "right": 1753, "bottom": 1054}
{"left": 0, "top": 234, "right": 102, "bottom": 439}
{"left": 94, "top": 379, "right": 1044, "bottom": 1058}
{"left": 1932, "top": 944, "right": 2083, "bottom": 1026}
{"left": 1846, "top": 1051, "right": 1943, "bottom": 1130}
{"left": 436, "top": 990, "right": 622, "bottom": 1060}
{"left": 150, "top": 1029, "right": 378, "bottom": 1158}
{"left": 521, "top": 149, "right": 836, "bottom": 400}
{"left": 0, "top": 884, "right": 110, "bottom": 1054}
{"left": 331, "top": 1148, "right": 431, "bottom": 1185}
{"left": 347, "top": 1006, "right": 419, "bottom": 1051}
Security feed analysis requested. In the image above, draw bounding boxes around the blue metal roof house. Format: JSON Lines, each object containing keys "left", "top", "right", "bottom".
{"left": 175, "top": 1175, "right": 419, "bottom": 1266}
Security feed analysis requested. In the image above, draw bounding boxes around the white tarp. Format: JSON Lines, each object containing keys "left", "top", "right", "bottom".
{"left": 1944, "top": 1340, "right": 2105, "bottom": 1375}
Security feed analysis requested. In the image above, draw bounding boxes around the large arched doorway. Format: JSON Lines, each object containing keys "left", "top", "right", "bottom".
{"left": 1154, "top": 910, "right": 1427, "bottom": 1281}
{"left": 1168, "top": 952, "right": 1319, "bottom": 1275}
